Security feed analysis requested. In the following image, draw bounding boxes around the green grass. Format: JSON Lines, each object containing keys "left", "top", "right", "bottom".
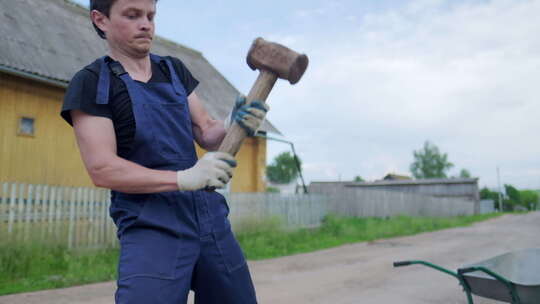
{"left": 235, "top": 213, "right": 503, "bottom": 260}
{"left": 0, "top": 213, "right": 502, "bottom": 296}
{"left": 0, "top": 243, "right": 118, "bottom": 296}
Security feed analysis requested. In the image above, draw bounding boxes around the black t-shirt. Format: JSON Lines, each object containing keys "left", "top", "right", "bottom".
{"left": 61, "top": 56, "right": 199, "bottom": 158}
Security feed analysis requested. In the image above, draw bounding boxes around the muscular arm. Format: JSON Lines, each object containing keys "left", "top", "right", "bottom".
{"left": 71, "top": 110, "right": 178, "bottom": 193}
{"left": 188, "top": 92, "right": 227, "bottom": 151}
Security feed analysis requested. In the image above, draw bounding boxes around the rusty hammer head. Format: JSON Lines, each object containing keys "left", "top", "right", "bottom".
{"left": 246, "top": 37, "right": 309, "bottom": 85}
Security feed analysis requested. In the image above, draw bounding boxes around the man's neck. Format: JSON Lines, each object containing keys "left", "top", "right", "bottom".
{"left": 109, "top": 48, "right": 152, "bottom": 83}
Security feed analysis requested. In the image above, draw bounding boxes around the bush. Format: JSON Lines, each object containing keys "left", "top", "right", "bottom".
{"left": 266, "top": 186, "right": 280, "bottom": 193}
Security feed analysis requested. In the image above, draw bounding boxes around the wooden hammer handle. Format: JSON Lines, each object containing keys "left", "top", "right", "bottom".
{"left": 218, "top": 70, "right": 278, "bottom": 156}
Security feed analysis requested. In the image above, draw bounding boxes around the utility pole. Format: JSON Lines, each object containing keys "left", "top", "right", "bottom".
{"left": 497, "top": 167, "right": 503, "bottom": 212}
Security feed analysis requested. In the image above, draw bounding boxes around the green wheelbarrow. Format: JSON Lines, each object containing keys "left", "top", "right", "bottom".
{"left": 393, "top": 248, "right": 540, "bottom": 304}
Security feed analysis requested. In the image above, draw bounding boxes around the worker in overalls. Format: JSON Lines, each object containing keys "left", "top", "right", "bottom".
{"left": 61, "top": 0, "right": 268, "bottom": 303}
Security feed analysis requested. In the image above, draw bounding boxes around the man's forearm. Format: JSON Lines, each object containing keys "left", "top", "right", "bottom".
{"left": 88, "top": 155, "right": 178, "bottom": 193}
{"left": 196, "top": 119, "right": 227, "bottom": 151}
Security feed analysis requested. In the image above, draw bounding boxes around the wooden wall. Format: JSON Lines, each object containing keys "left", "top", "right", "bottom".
{"left": 223, "top": 137, "right": 266, "bottom": 193}
{"left": 0, "top": 73, "right": 266, "bottom": 192}
{"left": 0, "top": 73, "right": 90, "bottom": 187}
{"left": 194, "top": 134, "right": 266, "bottom": 193}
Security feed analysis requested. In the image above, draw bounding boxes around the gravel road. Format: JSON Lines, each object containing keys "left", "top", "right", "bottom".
{"left": 2, "top": 212, "right": 539, "bottom": 304}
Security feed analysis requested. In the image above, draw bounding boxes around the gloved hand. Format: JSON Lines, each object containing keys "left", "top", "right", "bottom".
{"left": 176, "top": 152, "right": 237, "bottom": 190}
{"left": 224, "top": 96, "right": 269, "bottom": 136}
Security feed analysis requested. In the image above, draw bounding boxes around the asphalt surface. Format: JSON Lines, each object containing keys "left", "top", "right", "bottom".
{"left": 2, "top": 212, "right": 539, "bottom": 304}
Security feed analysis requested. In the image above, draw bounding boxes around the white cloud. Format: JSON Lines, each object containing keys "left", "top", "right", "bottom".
{"left": 72, "top": 0, "right": 539, "bottom": 188}
{"left": 267, "top": 0, "right": 540, "bottom": 188}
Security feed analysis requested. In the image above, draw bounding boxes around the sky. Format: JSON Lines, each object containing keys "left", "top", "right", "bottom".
{"left": 72, "top": 0, "right": 540, "bottom": 190}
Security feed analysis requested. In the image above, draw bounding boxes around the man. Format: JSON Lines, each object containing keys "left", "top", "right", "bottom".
{"left": 61, "top": 0, "right": 267, "bottom": 303}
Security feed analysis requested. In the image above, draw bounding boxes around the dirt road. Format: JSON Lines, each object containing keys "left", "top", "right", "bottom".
{"left": 2, "top": 212, "right": 539, "bottom": 304}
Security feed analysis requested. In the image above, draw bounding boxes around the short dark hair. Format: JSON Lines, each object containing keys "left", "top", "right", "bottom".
{"left": 90, "top": 0, "right": 158, "bottom": 39}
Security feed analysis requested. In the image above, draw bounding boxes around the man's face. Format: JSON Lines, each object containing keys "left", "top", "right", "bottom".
{"left": 97, "top": 0, "right": 156, "bottom": 57}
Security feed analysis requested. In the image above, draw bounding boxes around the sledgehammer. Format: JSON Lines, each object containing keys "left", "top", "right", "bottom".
{"left": 218, "top": 37, "right": 309, "bottom": 155}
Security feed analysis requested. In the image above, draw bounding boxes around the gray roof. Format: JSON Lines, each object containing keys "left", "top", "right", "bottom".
{"left": 348, "top": 178, "right": 479, "bottom": 187}
{"left": 0, "top": 0, "right": 280, "bottom": 134}
{"left": 311, "top": 178, "right": 479, "bottom": 187}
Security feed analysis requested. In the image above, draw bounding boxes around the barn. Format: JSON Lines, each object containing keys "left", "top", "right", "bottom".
{"left": 310, "top": 178, "right": 481, "bottom": 215}
{"left": 311, "top": 178, "right": 480, "bottom": 201}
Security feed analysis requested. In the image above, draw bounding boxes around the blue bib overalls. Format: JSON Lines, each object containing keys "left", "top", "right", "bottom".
{"left": 96, "top": 55, "right": 257, "bottom": 304}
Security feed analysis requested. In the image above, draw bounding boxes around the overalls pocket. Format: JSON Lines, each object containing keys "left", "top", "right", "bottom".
{"left": 116, "top": 194, "right": 181, "bottom": 280}
{"left": 214, "top": 218, "right": 247, "bottom": 273}
{"left": 118, "top": 226, "right": 181, "bottom": 280}
{"left": 143, "top": 102, "right": 195, "bottom": 160}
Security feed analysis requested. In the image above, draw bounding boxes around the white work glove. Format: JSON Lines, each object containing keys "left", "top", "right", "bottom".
{"left": 224, "top": 96, "right": 269, "bottom": 136}
{"left": 176, "top": 152, "right": 237, "bottom": 190}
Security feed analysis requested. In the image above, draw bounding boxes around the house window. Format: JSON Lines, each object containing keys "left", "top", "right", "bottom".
{"left": 18, "top": 117, "right": 35, "bottom": 137}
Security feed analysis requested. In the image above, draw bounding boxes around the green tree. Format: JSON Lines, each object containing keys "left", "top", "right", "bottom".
{"left": 266, "top": 152, "right": 302, "bottom": 184}
{"left": 459, "top": 168, "right": 472, "bottom": 178}
{"left": 505, "top": 184, "right": 521, "bottom": 202}
{"left": 520, "top": 190, "right": 539, "bottom": 210}
{"left": 486, "top": 185, "right": 539, "bottom": 211}
{"left": 354, "top": 176, "right": 365, "bottom": 182}
{"left": 504, "top": 184, "right": 521, "bottom": 210}
{"left": 480, "top": 187, "right": 496, "bottom": 200}
{"left": 480, "top": 187, "right": 502, "bottom": 210}
{"left": 410, "top": 141, "right": 454, "bottom": 179}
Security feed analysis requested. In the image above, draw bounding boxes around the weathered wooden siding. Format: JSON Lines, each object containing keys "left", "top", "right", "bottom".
{"left": 311, "top": 179, "right": 480, "bottom": 201}
{"left": 1, "top": 73, "right": 267, "bottom": 192}
{"left": 348, "top": 182, "right": 480, "bottom": 200}
{"left": 232, "top": 137, "right": 267, "bottom": 193}
{"left": 310, "top": 184, "right": 477, "bottom": 217}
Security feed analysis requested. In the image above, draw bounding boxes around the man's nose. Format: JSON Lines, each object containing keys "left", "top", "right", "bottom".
{"left": 139, "top": 18, "right": 153, "bottom": 31}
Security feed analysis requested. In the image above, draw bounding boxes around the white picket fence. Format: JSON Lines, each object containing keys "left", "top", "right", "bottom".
{"left": 1, "top": 182, "right": 480, "bottom": 250}
{"left": 225, "top": 193, "right": 327, "bottom": 229}
{"left": 0, "top": 183, "right": 117, "bottom": 249}
{"left": 0, "top": 183, "right": 328, "bottom": 249}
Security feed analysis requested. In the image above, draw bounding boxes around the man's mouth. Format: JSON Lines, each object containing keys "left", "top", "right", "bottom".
{"left": 135, "top": 35, "right": 153, "bottom": 41}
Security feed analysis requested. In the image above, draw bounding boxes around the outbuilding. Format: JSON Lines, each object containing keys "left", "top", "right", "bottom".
{"left": 311, "top": 178, "right": 480, "bottom": 201}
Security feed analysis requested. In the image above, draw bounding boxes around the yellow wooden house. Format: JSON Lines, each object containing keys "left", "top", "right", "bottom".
{"left": 0, "top": 0, "right": 280, "bottom": 193}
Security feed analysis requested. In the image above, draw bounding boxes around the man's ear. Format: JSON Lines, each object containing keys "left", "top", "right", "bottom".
{"left": 90, "top": 10, "right": 108, "bottom": 34}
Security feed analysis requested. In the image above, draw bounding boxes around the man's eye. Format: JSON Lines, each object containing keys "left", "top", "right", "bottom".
{"left": 125, "top": 12, "right": 139, "bottom": 19}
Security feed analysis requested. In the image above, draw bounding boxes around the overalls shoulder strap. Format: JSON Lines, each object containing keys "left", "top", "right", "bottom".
{"left": 96, "top": 56, "right": 112, "bottom": 105}
{"left": 150, "top": 54, "right": 184, "bottom": 96}
{"left": 95, "top": 54, "right": 184, "bottom": 106}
